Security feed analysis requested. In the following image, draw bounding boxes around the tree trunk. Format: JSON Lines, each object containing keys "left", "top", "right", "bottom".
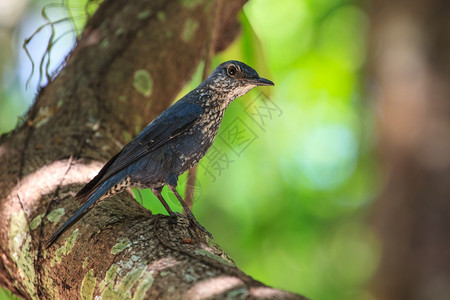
{"left": 0, "top": 0, "right": 306, "bottom": 299}
{"left": 369, "top": 0, "right": 450, "bottom": 299}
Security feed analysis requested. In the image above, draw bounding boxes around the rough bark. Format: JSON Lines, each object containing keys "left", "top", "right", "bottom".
{"left": 0, "top": 0, "right": 307, "bottom": 299}
{"left": 369, "top": 0, "right": 450, "bottom": 299}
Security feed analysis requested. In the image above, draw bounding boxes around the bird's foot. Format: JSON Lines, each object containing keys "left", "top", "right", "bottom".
{"left": 168, "top": 212, "right": 184, "bottom": 225}
{"left": 188, "top": 216, "right": 213, "bottom": 239}
{"left": 168, "top": 212, "right": 212, "bottom": 239}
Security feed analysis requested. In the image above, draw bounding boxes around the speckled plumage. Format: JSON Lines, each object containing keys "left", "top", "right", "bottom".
{"left": 47, "top": 60, "right": 274, "bottom": 246}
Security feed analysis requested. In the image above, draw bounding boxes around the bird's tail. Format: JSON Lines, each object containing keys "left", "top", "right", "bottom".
{"left": 46, "top": 174, "right": 125, "bottom": 247}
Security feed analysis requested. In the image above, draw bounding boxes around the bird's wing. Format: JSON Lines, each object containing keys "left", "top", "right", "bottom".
{"left": 76, "top": 101, "right": 204, "bottom": 201}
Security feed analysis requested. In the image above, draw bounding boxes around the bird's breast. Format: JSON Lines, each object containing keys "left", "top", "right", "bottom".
{"left": 170, "top": 105, "right": 226, "bottom": 174}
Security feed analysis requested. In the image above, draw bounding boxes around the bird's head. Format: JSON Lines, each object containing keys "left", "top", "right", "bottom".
{"left": 204, "top": 60, "right": 274, "bottom": 101}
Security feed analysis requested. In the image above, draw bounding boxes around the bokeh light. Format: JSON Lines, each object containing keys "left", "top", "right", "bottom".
{"left": 0, "top": 0, "right": 379, "bottom": 299}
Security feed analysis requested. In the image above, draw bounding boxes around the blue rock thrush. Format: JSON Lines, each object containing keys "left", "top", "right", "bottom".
{"left": 47, "top": 60, "right": 274, "bottom": 246}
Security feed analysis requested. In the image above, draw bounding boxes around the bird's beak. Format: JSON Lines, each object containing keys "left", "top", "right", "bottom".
{"left": 250, "top": 77, "right": 274, "bottom": 86}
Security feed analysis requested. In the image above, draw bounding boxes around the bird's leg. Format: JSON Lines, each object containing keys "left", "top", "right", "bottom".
{"left": 166, "top": 174, "right": 212, "bottom": 237}
{"left": 151, "top": 187, "right": 174, "bottom": 215}
{"left": 151, "top": 187, "right": 183, "bottom": 229}
{"left": 167, "top": 185, "right": 195, "bottom": 220}
{"left": 167, "top": 185, "right": 212, "bottom": 238}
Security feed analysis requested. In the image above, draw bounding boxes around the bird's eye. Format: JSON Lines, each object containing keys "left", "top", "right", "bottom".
{"left": 227, "top": 65, "right": 237, "bottom": 76}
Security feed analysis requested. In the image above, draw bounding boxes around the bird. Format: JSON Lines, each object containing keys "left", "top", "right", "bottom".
{"left": 47, "top": 60, "right": 274, "bottom": 246}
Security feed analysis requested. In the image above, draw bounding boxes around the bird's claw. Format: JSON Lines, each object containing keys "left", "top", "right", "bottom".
{"left": 168, "top": 212, "right": 212, "bottom": 238}
{"left": 189, "top": 218, "right": 213, "bottom": 239}
{"left": 168, "top": 212, "right": 184, "bottom": 225}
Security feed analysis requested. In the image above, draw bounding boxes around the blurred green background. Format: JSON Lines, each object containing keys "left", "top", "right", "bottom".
{"left": 0, "top": 0, "right": 379, "bottom": 299}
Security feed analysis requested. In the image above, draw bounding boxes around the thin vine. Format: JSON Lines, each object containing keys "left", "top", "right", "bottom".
{"left": 23, "top": 0, "right": 102, "bottom": 90}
